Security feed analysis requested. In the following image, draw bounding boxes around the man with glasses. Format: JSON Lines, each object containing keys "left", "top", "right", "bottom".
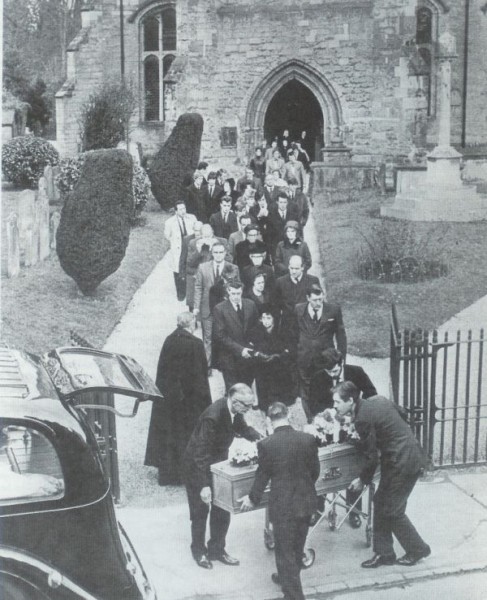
{"left": 183, "top": 384, "right": 261, "bottom": 569}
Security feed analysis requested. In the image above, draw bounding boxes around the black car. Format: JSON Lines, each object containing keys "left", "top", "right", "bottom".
{"left": 0, "top": 345, "right": 163, "bottom": 600}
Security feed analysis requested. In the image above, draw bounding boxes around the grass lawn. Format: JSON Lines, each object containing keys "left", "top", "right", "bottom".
{"left": 313, "top": 191, "right": 487, "bottom": 358}
{"left": 1, "top": 191, "right": 169, "bottom": 355}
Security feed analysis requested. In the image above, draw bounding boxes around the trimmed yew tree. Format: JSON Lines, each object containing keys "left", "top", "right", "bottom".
{"left": 149, "top": 112, "right": 203, "bottom": 210}
{"left": 57, "top": 149, "right": 133, "bottom": 295}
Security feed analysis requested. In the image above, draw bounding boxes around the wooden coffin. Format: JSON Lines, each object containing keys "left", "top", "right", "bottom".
{"left": 211, "top": 443, "right": 364, "bottom": 514}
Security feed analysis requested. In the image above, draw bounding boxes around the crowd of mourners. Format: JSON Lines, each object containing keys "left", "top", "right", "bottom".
{"left": 145, "top": 130, "right": 431, "bottom": 600}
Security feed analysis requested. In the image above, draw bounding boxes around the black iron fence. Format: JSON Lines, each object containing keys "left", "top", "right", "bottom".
{"left": 390, "top": 303, "right": 487, "bottom": 468}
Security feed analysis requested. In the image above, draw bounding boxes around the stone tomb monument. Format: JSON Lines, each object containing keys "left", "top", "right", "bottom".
{"left": 381, "top": 32, "right": 487, "bottom": 222}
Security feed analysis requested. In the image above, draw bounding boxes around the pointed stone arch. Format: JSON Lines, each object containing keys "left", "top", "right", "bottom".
{"left": 243, "top": 59, "right": 344, "bottom": 153}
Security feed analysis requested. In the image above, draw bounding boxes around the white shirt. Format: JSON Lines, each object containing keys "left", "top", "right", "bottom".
{"left": 227, "top": 398, "right": 236, "bottom": 423}
{"left": 308, "top": 304, "right": 323, "bottom": 321}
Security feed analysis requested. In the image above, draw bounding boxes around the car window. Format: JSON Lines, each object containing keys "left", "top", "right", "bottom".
{"left": 0, "top": 425, "right": 65, "bottom": 505}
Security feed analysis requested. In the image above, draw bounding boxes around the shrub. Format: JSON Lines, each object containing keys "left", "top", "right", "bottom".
{"left": 56, "top": 153, "right": 151, "bottom": 216}
{"left": 79, "top": 82, "right": 137, "bottom": 151}
{"left": 56, "top": 149, "right": 133, "bottom": 295}
{"left": 355, "top": 219, "right": 450, "bottom": 283}
{"left": 149, "top": 112, "right": 204, "bottom": 210}
{"left": 2, "top": 135, "right": 59, "bottom": 189}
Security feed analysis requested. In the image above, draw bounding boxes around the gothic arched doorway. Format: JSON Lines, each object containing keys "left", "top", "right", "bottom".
{"left": 264, "top": 79, "right": 323, "bottom": 161}
{"left": 244, "top": 59, "right": 343, "bottom": 163}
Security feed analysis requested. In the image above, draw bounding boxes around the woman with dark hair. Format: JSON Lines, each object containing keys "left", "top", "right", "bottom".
{"left": 247, "top": 306, "right": 296, "bottom": 411}
{"left": 223, "top": 178, "right": 239, "bottom": 208}
{"left": 244, "top": 272, "right": 272, "bottom": 306}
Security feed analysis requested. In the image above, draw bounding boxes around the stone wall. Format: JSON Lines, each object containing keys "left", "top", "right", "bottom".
{"left": 55, "top": 0, "right": 487, "bottom": 164}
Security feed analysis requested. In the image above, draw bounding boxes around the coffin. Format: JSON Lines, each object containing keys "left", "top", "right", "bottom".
{"left": 211, "top": 442, "right": 364, "bottom": 514}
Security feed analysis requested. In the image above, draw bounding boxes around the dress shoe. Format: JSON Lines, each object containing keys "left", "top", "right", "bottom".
{"left": 361, "top": 553, "right": 396, "bottom": 568}
{"left": 195, "top": 555, "right": 213, "bottom": 569}
{"left": 396, "top": 545, "right": 431, "bottom": 566}
{"left": 309, "top": 510, "right": 322, "bottom": 527}
{"left": 349, "top": 512, "right": 361, "bottom": 528}
{"left": 271, "top": 572, "right": 281, "bottom": 586}
{"left": 208, "top": 550, "right": 240, "bottom": 566}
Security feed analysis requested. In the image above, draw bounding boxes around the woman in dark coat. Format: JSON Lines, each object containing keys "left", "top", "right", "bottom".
{"left": 144, "top": 313, "right": 211, "bottom": 485}
{"left": 247, "top": 305, "right": 296, "bottom": 412}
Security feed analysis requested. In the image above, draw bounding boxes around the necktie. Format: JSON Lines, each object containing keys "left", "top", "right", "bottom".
{"left": 313, "top": 309, "right": 319, "bottom": 322}
{"left": 280, "top": 210, "right": 285, "bottom": 220}
{"left": 223, "top": 212, "right": 227, "bottom": 223}
{"left": 293, "top": 278, "right": 299, "bottom": 285}
{"left": 209, "top": 186, "right": 214, "bottom": 197}
{"left": 179, "top": 217, "right": 187, "bottom": 237}
{"left": 236, "top": 304, "right": 243, "bottom": 322}
{"left": 215, "top": 264, "right": 221, "bottom": 280}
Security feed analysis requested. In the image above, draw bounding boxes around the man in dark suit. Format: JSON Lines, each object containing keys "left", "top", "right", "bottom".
{"left": 184, "top": 384, "right": 261, "bottom": 569}
{"left": 274, "top": 255, "right": 320, "bottom": 330}
{"left": 194, "top": 242, "right": 240, "bottom": 367}
{"left": 263, "top": 174, "right": 280, "bottom": 206}
{"left": 308, "top": 349, "right": 377, "bottom": 418}
{"left": 308, "top": 348, "right": 377, "bottom": 527}
{"left": 209, "top": 196, "right": 239, "bottom": 239}
{"left": 186, "top": 171, "right": 206, "bottom": 221}
{"left": 212, "top": 279, "right": 259, "bottom": 389}
{"left": 145, "top": 312, "right": 211, "bottom": 485}
{"left": 240, "top": 402, "right": 319, "bottom": 600}
{"left": 293, "top": 284, "right": 347, "bottom": 401}
{"left": 201, "top": 171, "right": 224, "bottom": 221}
{"left": 333, "top": 382, "right": 431, "bottom": 569}
{"left": 267, "top": 192, "right": 300, "bottom": 258}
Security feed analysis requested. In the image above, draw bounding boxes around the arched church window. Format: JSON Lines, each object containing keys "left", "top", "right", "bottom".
{"left": 416, "top": 7, "right": 432, "bottom": 44}
{"left": 140, "top": 4, "right": 177, "bottom": 122}
{"left": 162, "top": 8, "right": 176, "bottom": 51}
{"left": 144, "top": 56, "right": 160, "bottom": 122}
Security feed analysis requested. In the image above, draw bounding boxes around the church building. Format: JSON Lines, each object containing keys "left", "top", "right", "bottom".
{"left": 55, "top": 0, "right": 487, "bottom": 168}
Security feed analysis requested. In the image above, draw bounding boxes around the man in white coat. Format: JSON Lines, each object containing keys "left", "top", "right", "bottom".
{"left": 165, "top": 200, "right": 197, "bottom": 301}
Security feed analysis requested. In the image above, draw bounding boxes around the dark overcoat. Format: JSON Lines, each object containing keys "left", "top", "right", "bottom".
{"left": 144, "top": 327, "right": 211, "bottom": 484}
{"left": 249, "top": 425, "right": 320, "bottom": 522}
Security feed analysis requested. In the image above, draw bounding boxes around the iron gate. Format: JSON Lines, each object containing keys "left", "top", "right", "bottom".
{"left": 390, "top": 303, "right": 487, "bottom": 468}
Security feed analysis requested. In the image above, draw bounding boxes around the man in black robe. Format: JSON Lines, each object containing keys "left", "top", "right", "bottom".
{"left": 145, "top": 312, "right": 211, "bottom": 485}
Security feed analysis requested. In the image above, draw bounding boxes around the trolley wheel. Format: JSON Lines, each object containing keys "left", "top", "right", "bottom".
{"left": 365, "top": 524, "right": 373, "bottom": 548}
{"left": 328, "top": 509, "right": 337, "bottom": 531}
{"left": 264, "top": 528, "right": 275, "bottom": 550}
{"left": 301, "top": 548, "right": 315, "bottom": 569}
{"left": 349, "top": 513, "right": 362, "bottom": 529}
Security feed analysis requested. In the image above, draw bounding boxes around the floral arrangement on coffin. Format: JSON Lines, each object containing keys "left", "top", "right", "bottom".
{"left": 229, "top": 438, "right": 258, "bottom": 467}
{"left": 304, "top": 409, "right": 360, "bottom": 446}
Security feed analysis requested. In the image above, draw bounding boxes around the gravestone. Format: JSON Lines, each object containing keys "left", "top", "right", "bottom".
{"left": 50, "top": 211, "right": 61, "bottom": 249}
{"left": 24, "top": 226, "right": 36, "bottom": 266}
{"left": 38, "top": 180, "right": 51, "bottom": 260}
{"left": 18, "top": 190, "right": 36, "bottom": 264}
{"left": 44, "top": 164, "right": 61, "bottom": 203}
{"left": 6, "top": 213, "right": 20, "bottom": 278}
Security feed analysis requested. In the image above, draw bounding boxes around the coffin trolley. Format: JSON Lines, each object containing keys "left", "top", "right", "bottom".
{"left": 211, "top": 442, "right": 375, "bottom": 567}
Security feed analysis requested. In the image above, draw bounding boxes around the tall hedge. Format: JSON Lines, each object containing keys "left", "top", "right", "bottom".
{"left": 149, "top": 112, "right": 203, "bottom": 210}
{"left": 56, "top": 149, "right": 133, "bottom": 295}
